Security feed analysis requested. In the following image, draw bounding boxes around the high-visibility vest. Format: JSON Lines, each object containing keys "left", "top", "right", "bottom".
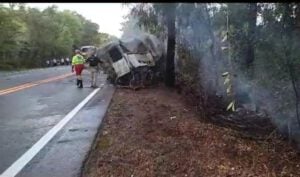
{"left": 72, "top": 54, "right": 85, "bottom": 65}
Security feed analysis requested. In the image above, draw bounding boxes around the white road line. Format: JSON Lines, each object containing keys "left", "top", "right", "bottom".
{"left": 0, "top": 88, "right": 101, "bottom": 177}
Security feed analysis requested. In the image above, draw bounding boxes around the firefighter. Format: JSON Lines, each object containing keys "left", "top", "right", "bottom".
{"left": 72, "top": 49, "right": 85, "bottom": 88}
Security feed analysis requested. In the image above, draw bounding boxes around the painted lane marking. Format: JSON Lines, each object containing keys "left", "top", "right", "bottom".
{"left": 0, "top": 87, "right": 101, "bottom": 177}
{"left": 0, "top": 73, "right": 72, "bottom": 93}
{"left": 0, "top": 74, "right": 69, "bottom": 95}
{"left": 0, "top": 73, "right": 73, "bottom": 96}
{"left": 0, "top": 83, "right": 34, "bottom": 94}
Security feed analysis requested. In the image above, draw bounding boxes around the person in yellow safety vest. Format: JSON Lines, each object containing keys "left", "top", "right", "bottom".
{"left": 71, "top": 49, "right": 85, "bottom": 88}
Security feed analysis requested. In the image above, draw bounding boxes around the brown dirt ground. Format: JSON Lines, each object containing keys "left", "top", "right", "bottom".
{"left": 82, "top": 85, "right": 300, "bottom": 177}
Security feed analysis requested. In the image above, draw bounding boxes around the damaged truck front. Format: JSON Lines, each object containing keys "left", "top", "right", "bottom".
{"left": 96, "top": 34, "right": 165, "bottom": 89}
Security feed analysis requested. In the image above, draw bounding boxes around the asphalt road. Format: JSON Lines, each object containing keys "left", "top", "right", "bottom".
{"left": 0, "top": 66, "right": 114, "bottom": 177}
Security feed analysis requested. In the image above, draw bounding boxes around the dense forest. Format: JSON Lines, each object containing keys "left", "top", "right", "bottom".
{"left": 0, "top": 3, "right": 114, "bottom": 70}
{"left": 121, "top": 3, "right": 300, "bottom": 145}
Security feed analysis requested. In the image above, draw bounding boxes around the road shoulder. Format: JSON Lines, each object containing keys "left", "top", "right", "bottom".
{"left": 16, "top": 84, "right": 115, "bottom": 177}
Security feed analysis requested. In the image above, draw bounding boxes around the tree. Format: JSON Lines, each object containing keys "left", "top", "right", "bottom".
{"left": 279, "top": 3, "right": 300, "bottom": 127}
{"left": 242, "top": 3, "right": 258, "bottom": 80}
{"left": 80, "top": 20, "right": 99, "bottom": 46}
{"left": 153, "top": 3, "right": 177, "bottom": 87}
{"left": 0, "top": 4, "right": 112, "bottom": 69}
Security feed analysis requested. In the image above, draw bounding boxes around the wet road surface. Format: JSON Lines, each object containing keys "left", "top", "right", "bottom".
{"left": 0, "top": 66, "right": 114, "bottom": 177}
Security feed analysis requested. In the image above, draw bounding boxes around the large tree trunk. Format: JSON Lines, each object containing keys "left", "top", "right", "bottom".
{"left": 203, "top": 4, "right": 220, "bottom": 93}
{"left": 282, "top": 3, "right": 300, "bottom": 127}
{"left": 295, "top": 3, "right": 300, "bottom": 30}
{"left": 165, "top": 5, "right": 176, "bottom": 87}
{"left": 245, "top": 3, "right": 257, "bottom": 68}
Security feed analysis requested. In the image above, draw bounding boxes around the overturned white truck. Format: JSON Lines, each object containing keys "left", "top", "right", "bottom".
{"left": 95, "top": 34, "right": 165, "bottom": 88}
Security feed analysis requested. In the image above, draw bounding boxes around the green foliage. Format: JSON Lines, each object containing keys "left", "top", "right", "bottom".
{"left": 223, "top": 71, "right": 235, "bottom": 112}
{"left": 126, "top": 3, "right": 166, "bottom": 38}
{"left": 0, "top": 4, "right": 111, "bottom": 69}
{"left": 226, "top": 101, "right": 235, "bottom": 111}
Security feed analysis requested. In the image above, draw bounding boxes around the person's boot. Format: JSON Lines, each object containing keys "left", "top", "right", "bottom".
{"left": 78, "top": 80, "right": 83, "bottom": 88}
{"left": 76, "top": 79, "right": 79, "bottom": 86}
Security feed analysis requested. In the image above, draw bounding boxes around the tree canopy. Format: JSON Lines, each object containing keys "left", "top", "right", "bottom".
{"left": 0, "top": 3, "right": 114, "bottom": 70}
